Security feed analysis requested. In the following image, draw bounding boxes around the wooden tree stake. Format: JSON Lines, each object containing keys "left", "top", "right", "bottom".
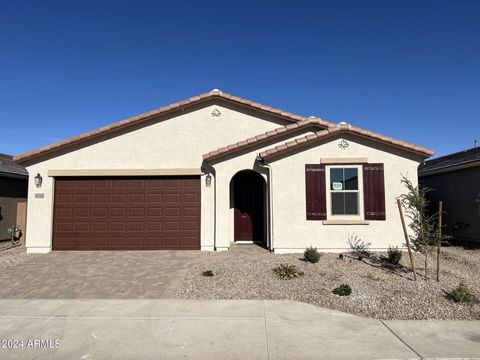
{"left": 436, "top": 201, "right": 443, "bottom": 282}
{"left": 397, "top": 198, "right": 418, "bottom": 282}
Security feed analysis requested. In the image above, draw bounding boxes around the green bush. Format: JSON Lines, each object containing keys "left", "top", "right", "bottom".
{"left": 202, "top": 270, "right": 214, "bottom": 277}
{"left": 332, "top": 284, "right": 352, "bottom": 296}
{"left": 447, "top": 283, "right": 477, "bottom": 303}
{"left": 386, "top": 246, "right": 402, "bottom": 266}
{"left": 273, "top": 263, "right": 304, "bottom": 280}
{"left": 303, "top": 246, "right": 321, "bottom": 263}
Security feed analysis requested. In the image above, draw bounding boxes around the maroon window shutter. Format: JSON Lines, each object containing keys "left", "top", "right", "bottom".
{"left": 305, "top": 164, "right": 327, "bottom": 220}
{"left": 363, "top": 163, "right": 386, "bottom": 220}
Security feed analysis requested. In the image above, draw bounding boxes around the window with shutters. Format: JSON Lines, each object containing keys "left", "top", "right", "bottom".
{"left": 326, "top": 165, "right": 364, "bottom": 219}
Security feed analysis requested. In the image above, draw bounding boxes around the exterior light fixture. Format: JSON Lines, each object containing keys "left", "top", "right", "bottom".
{"left": 205, "top": 173, "right": 212, "bottom": 187}
{"left": 34, "top": 173, "right": 43, "bottom": 188}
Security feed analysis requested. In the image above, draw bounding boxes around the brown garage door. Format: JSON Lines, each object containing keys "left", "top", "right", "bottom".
{"left": 53, "top": 176, "right": 200, "bottom": 250}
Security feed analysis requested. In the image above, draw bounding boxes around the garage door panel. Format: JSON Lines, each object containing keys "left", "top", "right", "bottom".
{"left": 56, "top": 222, "right": 72, "bottom": 232}
{"left": 127, "top": 222, "right": 144, "bottom": 232}
{"left": 111, "top": 179, "right": 127, "bottom": 188}
{"left": 107, "top": 236, "right": 124, "bottom": 248}
{"left": 182, "top": 236, "right": 199, "bottom": 248}
{"left": 110, "top": 208, "right": 126, "bottom": 217}
{"left": 145, "top": 178, "right": 164, "bottom": 187}
{"left": 73, "top": 222, "right": 89, "bottom": 232}
{"left": 111, "top": 193, "right": 127, "bottom": 203}
{"left": 75, "top": 194, "right": 91, "bottom": 204}
{"left": 111, "top": 222, "right": 126, "bottom": 232}
{"left": 165, "top": 236, "right": 180, "bottom": 248}
{"left": 128, "top": 193, "right": 145, "bottom": 203}
{"left": 56, "top": 208, "right": 73, "bottom": 218}
{"left": 91, "top": 236, "right": 109, "bottom": 248}
{"left": 93, "top": 194, "right": 109, "bottom": 204}
{"left": 53, "top": 176, "right": 200, "bottom": 250}
{"left": 146, "top": 193, "right": 162, "bottom": 203}
{"left": 73, "top": 237, "right": 90, "bottom": 248}
{"left": 128, "top": 207, "right": 144, "bottom": 217}
{"left": 146, "top": 222, "right": 162, "bottom": 231}
{"left": 92, "top": 222, "right": 108, "bottom": 232}
{"left": 92, "top": 208, "right": 108, "bottom": 217}
{"left": 57, "top": 194, "right": 73, "bottom": 204}
{"left": 183, "top": 178, "right": 201, "bottom": 188}
{"left": 74, "top": 208, "right": 91, "bottom": 218}
{"left": 184, "top": 193, "right": 199, "bottom": 203}
{"left": 183, "top": 207, "right": 198, "bottom": 216}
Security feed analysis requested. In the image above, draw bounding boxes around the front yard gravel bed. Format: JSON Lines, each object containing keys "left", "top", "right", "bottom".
{"left": 175, "top": 246, "right": 480, "bottom": 320}
{"left": 0, "top": 246, "right": 39, "bottom": 271}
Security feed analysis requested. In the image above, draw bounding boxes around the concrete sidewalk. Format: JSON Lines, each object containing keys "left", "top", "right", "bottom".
{"left": 0, "top": 300, "right": 478, "bottom": 359}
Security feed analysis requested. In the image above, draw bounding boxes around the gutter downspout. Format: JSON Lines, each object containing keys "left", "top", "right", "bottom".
{"left": 258, "top": 157, "right": 274, "bottom": 252}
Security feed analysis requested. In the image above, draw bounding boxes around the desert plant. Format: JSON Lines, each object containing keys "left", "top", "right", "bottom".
{"left": 400, "top": 176, "right": 450, "bottom": 279}
{"left": 202, "top": 270, "right": 214, "bottom": 277}
{"left": 347, "top": 233, "right": 371, "bottom": 260}
{"left": 303, "top": 246, "right": 321, "bottom": 263}
{"left": 332, "top": 284, "right": 352, "bottom": 296}
{"left": 447, "top": 282, "right": 477, "bottom": 303}
{"left": 273, "top": 263, "right": 304, "bottom": 280}
{"left": 386, "top": 246, "right": 402, "bottom": 266}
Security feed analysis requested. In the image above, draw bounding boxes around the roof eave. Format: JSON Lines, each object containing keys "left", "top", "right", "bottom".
{"left": 14, "top": 91, "right": 328, "bottom": 165}
{"left": 259, "top": 129, "right": 434, "bottom": 162}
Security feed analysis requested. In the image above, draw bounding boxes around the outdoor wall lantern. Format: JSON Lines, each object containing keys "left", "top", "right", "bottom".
{"left": 34, "top": 173, "right": 43, "bottom": 188}
{"left": 205, "top": 173, "right": 212, "bottom": 187}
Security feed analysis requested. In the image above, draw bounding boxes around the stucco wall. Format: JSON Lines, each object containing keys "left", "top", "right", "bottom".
{"left": 420, "top": 167, "right": 480, "bottom": 242}
{"left": 211, "top": 133, "right": 423, "bottom": 252}
{"left": 23, "top": 102, "right": 289, "bottom": 252}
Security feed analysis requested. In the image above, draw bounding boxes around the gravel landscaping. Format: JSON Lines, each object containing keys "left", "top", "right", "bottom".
{"left": 0, "top": 246, "right": 39, "bottom": 271}
{"left": 175, "top": 244, "right": 480, "bottom": 320}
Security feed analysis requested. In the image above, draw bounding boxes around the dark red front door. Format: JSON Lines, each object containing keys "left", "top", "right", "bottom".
{"left": 233, "top": 171, "right": 264, "bottom": 242}
{"left": 235, "top": 207, "right": 253, "bottom": 240}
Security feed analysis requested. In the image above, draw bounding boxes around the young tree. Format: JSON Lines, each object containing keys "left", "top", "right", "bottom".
{"left": 400, "top": 176, "right": 448, "bottom": 280}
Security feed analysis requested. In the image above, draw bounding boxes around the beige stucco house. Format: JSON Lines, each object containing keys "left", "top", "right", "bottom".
{"left": 15, "top": 89, "right": 433, "bottom": 254}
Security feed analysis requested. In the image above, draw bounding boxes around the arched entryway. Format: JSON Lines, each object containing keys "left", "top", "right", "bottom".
{"left": 230, "top": 170, "right": 266, "bottom": 244}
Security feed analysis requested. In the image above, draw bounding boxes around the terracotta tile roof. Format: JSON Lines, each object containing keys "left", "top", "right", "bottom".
{"left": 257, "top": 123, "right": 434, "bottom": 160}
{"left": 14, "top": 89, "right": 324, "bottom": 164}
{"left": 202, "top": 118, "right": 331, "bottom": 161}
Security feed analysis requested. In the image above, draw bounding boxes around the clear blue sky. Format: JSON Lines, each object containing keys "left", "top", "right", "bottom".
{"left": 1, "top": 0, "right": 479, "bottom": 158}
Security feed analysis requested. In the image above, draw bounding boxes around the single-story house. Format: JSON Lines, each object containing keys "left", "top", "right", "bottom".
{"left": 15, "top": 89, "right": 433, "bottom": 253}
{"left": 0, "top": 154, "right": 28, "bottom": 243}
{"left": 419, "top": 146, "right": 480, "bottom": 243}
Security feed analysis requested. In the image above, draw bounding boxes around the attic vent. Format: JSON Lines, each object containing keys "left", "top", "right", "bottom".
{"left": 338, "top": 121, "right": 349, "bottom": 126}
{"left": 211, "top": 109, "right": 222, "bottom": 117}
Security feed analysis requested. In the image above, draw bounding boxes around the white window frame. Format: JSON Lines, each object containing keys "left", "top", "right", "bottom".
{"left": 325, "top": 165, "right": 364, "bottom": 220}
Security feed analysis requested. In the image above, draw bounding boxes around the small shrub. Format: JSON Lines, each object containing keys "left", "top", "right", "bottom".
{"left": 386, "top": 246, "right": 402, "bottom": 266}
{"left": 202, "top": 270, "right": 214, "bottom": 277}
{"left": 273, "top": 263, "right": 304, "bottom": 280}
{"left": 347, "top": 233, "right": 371, "bottom": 260}
{"left": 447, "top": 283, "right": 477, "bottom": 303}
{"left": 303, "top": 246, "right": 321, "bottom": 263}
{"left": 333, "top": 284, "right": 352, "bottom": 296}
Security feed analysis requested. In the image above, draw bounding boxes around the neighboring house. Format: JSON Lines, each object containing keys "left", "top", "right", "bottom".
{"left": 15, "top": 89, "right": 433, "bottom": 253}
{"left": 419, "top": 146, "right": 480, "bottom": 242}
{"left": 0, "top": 154, "right": 28, "bottom": 242}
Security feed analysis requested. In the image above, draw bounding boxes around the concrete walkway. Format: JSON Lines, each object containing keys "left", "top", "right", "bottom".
{"left": 0, "top": 299, "right": 478, "bottom": 360}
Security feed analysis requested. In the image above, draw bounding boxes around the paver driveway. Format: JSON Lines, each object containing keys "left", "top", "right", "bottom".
{"left": 0, "top": 251, "right": 202, "bottom": 298}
